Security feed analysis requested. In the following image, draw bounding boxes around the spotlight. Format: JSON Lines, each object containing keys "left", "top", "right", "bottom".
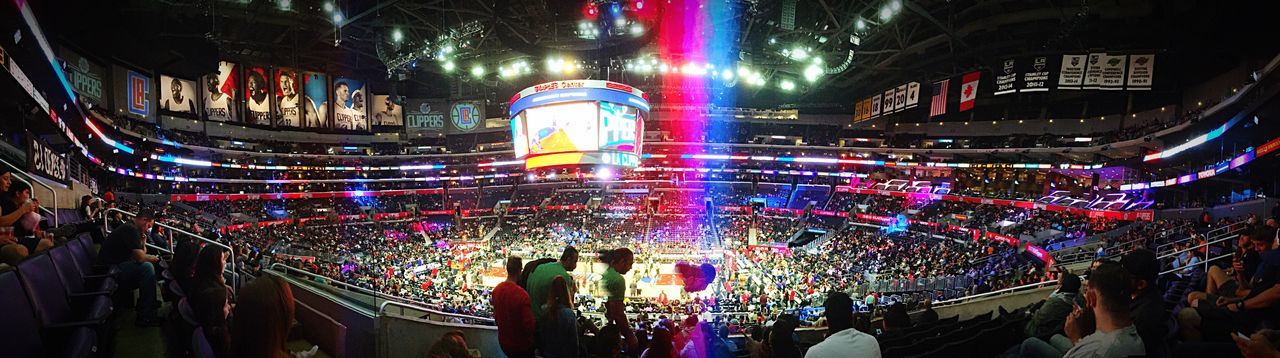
{"left": 332, "top": 12, "right": 343, "bottom": 23}
{"left": 779, "top": 79, "right": 796, "bottom": 91}
{"left": 470, "top": 65, "right": 484, "bottom": 77}
{"left": 630, "top": 24, "right": 644, "bottom": 36}
{"left": 720, "top": 69, "right": 734, "bottom": 81}
{"left": 803, "top": 65, "right": 822, "bottom": 82}
{"left": 442, "top": 60, "right": 456, "bottom": 72}
{"left": 323, "top": 2, "right": 334, "bottom": 12}
{"left": 392, "top": 29, "right": 403, "bottom": 42}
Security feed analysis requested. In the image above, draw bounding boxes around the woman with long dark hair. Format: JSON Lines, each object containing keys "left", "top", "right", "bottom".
{"left": 230, "top": 275, "right": 294, "bottom": 358}
{"left": 537, "top": 276, "right": 578, "bottom": 357}
{"left": 191, "top": 284, "right": 232, "bottom": 358}
{"left": 641, "top": 325, "right": 677, "bottom": 358}
{"left": 193, "top": 245, "right": 231, "bottom": 298}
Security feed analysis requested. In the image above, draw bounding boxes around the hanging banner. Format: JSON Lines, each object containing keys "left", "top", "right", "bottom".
{"left": 27, "top": 133, "right": 68, "bottom": 186}
{"left": 1126, "top": 54, "right": 1154, "bottom": 90}
{"left": 302, "top": 72, "right": 329, "bottom": 129}
{"left": 994, "top": 58, "right": 1018, "bottom": 95}
{"left": 449, "top": 101, "right": 484, "bottom": 133}
{"left": 1100, "top": 54, "right": 1127, "bottom": 90}
{"left": 333, "top": 77, "right": 369, "bottom": 131}
{"left": 1058, "top": 54, "right": 1086, "bottom": 90}
{"left": 1082, "top": 53, "right": 1105, "bottom": 90}
{"left": 870, "top": 94, "right": 882, "bottom": 117}
{"left": 905, "top": 82, "right": 920, "bottom": 108}
{"left": 203, "top": 61, "right": 239, "bottom": 122}
{"left": 56, "top": 47, "right": 106, "bottom": 107}
{"left": 372, "top": 95, "right": 404, "bottom": 127}
{"left": 158, "top": 75, "right": 198, "bottom": 114}
{"left": 125, "top": 69, "right": 151, "bottom": 118}
{"left": 881, "top": 88, "right": 895, "bottom": 114}
{"left": 892, "top": 84, "right": 907, "bottom": 111}
{"left": 273, "top": 68, "right": 302, "bottom": 128}
{"left": 244, "top": 66, "right": 272, "bottom": 125}
{"left": 405, "top": 98, "right": 447, "bottom": 133}
{"left": 1020, "top": 56, "right": 1051, "bottom": 93}
{"left": 958, "top": 71, "right": 980, "bottom": 112}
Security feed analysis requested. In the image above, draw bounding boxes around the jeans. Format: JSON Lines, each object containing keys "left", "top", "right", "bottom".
{"left": 1012, "top": 334, "right": 1073, "bottom": 358}
{"left": 116, "top": 260, "right": 159, "bottom": 318}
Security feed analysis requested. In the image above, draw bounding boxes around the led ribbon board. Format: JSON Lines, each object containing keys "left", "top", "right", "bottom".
{"left": 510, "top": 80, "right": 648, "bottom": 170}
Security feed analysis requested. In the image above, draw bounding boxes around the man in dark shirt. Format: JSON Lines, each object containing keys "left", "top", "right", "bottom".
{"left": 1121, "top": 249, "right": 1169, "bottom": 357}
{"left": 99, "top": 208, "right": 163, "bottom": 326}
{"left": 1181, "top": 227, "right": 1280, "bottom": 342}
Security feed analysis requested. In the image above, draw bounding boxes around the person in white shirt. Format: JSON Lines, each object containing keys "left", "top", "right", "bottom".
{"left": 246, "top": 71, "right": 271, "bottom": 125}
{"left": 1062, "top": 262, "right": 1145, "bottom": 358}
{"left": 333, "top": 82, "right": 353, "bottom": 130}
{"left": 805, "top": 291, "right": 880, "bottom": 358}
{"left": 204, "top": 75, "right": 235, "bottom": 122}
{"left": 161, "top": 77, "right": 195, "bottom": 113}
{"left": 275, "top": 72, "right": 300, "bottom": 127}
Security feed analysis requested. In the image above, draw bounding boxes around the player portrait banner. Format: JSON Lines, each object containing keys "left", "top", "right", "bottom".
{"left": 273, "top": 68, "right": 301, "bottom": 128}
{"left": 905, "top": 82, "right": 920, "bottom": 108}
{"left": 1058, "top": 54, "right": 1086, "bottom": 90}
{"left": 56, "top": 47, "right": 106, "bottom": 107}
{"left": 993, "top": 58, "right": 1018, "bottom": 95}
{"left": 302, "top": 72, "right": 329, "bottom": 129}
{"left": 1126, "top": 54, "right": 1154, "bottom": 90}
{"left": 203, "top": 61, "right": 239, "bottom": 122}
{"left": 371, "top": 94, "right": 403, "bottom": 127}
{"left": 1020, "top": 56, "right": 1051, "bottom": 93}
{"left": 449, "top": 101, "right": 484, "bottom": 133}
{"left": 958, "top": 71, "right": 980, "bottom": 112}
{"left": 1100, "top": 54, "right": 1128, "bottom": 90}
{"left": 870, "top": 94, "right": 882, "bottom": 117}
{"left": 1082, "top": 53, "right": 1105, "bottom": 90}
{"left": 27, "top": 133, "right": 68, "bottom": 186}
{"left": 332, "top": 77, "right": 369, "bottom": 131}
{"left": 244, "top": 66, "right": 272, "bottom": 125}
{"left": 405, "top": 98, "right": 447, "bottom": 133}
{"left": 158, "top": 75, "right": 197, "bottom": 115}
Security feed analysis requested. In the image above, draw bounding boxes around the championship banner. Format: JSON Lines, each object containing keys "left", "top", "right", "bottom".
{"left": 333, "top": 77, "right": 369, "bottom": 131}
{"left": 1020, "top": 56, "right": 1051, "bottom": 93}
{"left": 449, "top": 101, "right": 484, "bottom": 133}
{"left": 302, "top": 72, "right": 329, "bottom": 129}
{"left": 1100, "top": 54, "right": 1128, "bottom": 90}
{"left": 1058, "top": 54, "right": 1086, "bottom": 89}
{"left": 244, "top": 66, "right": 272, "bottom": 125}
{"left": 273, "top": 68, "right": 302, "bottom": 127}
{"left": 57, "top": 47, "right": 106, "bottom": 107}
{"left": 870, "top": 95, "right": 882, "bottom": 117}
{"left": 1082, "top": 53, "right": 1105, "bottom": 89}
{"left": 1126, "top": 54, "right": 1154, "bottom": 90}
{"left": 405, "top": 98, "right": 447, "bottom": 133}
{"left": 993, "top": 58, "right": 1018, "bottom": 95}
{"left": 852, "top": 100, "right": 863, "bottom": 122}
{"left": 203, "top": 61, "right": 239, "bottom": 122}
{"left": 27, "top": 133, "right": 68, "bottom": 186}
{"left": 158, "top": 75, "right": 198, "bottom": 114}
{"left": 905, "top": 82, "right": 920, "bottom": 108}
{"left": 895, "top": 84, "right": 908, "bottom": 111}
{"left": 371, "top": 95, "right": 403, "bottom": 127}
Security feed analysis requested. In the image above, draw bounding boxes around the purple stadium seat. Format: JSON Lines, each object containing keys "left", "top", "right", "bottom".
{"left": 67, "top": 239, "right": 116, "bottom": 277}
{"left": 0, "top": 267, "right": 98, "bottom": 357}
{"left": 15, "top": 253, "right": 113, "bottom": 328}
{"left": 191, "top": 327, "right": 217, "bottom": 358}
{"left": 178, "top": 297, "right": 199, "bottom": 326}
{"left": 50, "top": 245, "right": 116, "bottom": 295}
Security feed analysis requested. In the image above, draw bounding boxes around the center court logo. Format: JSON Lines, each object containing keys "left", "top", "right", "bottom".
{"left": 451, "top": 102, "right": 480, "bottom": 131}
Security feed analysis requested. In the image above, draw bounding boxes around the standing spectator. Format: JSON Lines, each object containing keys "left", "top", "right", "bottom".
{"left": 805, "top": 292, "right": 880, "bottom": 358}
{"left": 98, "top": 208, "right": 163, "bottom": 326}
{"left": 1062, "top": 262, "right": 1145, "bottom": 358}
{"left": 230, "top": 275, "right": 296, "bottom": 358}
{"left": 770, "top": 314, "right": 803, "bottom": 358}
{"left": 492, "top": 257, "right": 535, "bottom": 358}
{"left": 537, "top": 276, "right": 578, "bottom": 358}
{"left": 600, "top": 248, "right": 638, "bottom": 349}
{"left": 528, "top": 246, "right": 579, "bottom": 323}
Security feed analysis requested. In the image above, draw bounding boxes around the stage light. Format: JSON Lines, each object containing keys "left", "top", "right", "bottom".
{"left": 442, "top": 60, "right": 456, "bottom": 72}
{"left": 891, "top": 0, "right": 902, "bottom": 12}
{"left": 610, "top": 3, "right": 622, "bottom": 16}
{"left": 720, "top": 69, "right": 734, "bottom": 81}
{"left": 789, "top": 47, "right": 809, "bottom": 60}
{"left": 879, "top": 7, "right": 892, "bottom": 21}
{"left": 323, "top": 2, "right": 334, "bottom": 12}
{"left": 470, "top": 64, "right": 485, "bottom": 77}
{"left": 803, "top": 64, "right": 823, "bottom": 82}
{"left": 277, "top": 0, "right": 292, "bottom": 11}
{"left": 392, "top": 29, "right": 403, "bottom": 42}
{"left": 630, "top": 24, "right": 644, "bottom": 36}
{"left": 332, "top": 12, "right": 343, "bottom": 24}
{"left": 615, "top": 17, "right": 627, "bottom": 27}
{"left": 780, "top": 79, "right": 796, "bottom": 91}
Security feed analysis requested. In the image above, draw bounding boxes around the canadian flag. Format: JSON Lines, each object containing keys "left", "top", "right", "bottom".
{"left": 959, "top": 71, "right": 981, "bottom": 112}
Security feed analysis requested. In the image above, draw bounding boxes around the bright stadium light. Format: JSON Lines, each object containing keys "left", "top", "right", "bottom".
{"left": 855, "top": 18, "right": 867, "bottom": 31}
{"left": 803, "top": 64, "right": 823, "bottom": 82}
{"left": 442, "top": 60, "right": 456, "bottom": 72}
{"left": 470, "top": 64, "right": 485, "bottom": 77}
{"left": 720, "top": 69, "right": 734, "bottom": 81}
{"left": 780, "top": 79, "right": 796, "bottom": 91}
{"left": 392, "top": 29, "right": 403, "bottom": 42}
{"left": 879, "top": 6, "right": 892, "bottom": 21}
{"left": 789, "top": 47, "right": 809, "bottom": 61}
{"left": 323, "top": 2, "right": 334, "bottom": 12}
{"left": 332, "top": 12, "right": 343, "bottom": 24}
{"left": 630, "top": 23, "right": 644, "bottom": 36}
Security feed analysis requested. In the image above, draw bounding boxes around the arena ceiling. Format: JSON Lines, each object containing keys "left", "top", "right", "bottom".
{"left": 42, "top": 0, "right": 1280, "bottom": 108}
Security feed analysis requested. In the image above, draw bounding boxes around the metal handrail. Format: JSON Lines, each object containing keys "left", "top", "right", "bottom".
{"left": 105, "top": 207, "right": 237, "bottom": 293}
{"left": 0, "top": 157, "right": 58, "bottom": 226}
{"left": 1153, "top": 222, "right": 1197, "bottom": 250}
{"left": 933, "top": 280, "right": 1056, "bottom": 306}
{"left": 269, "top": 263, "right": 497, "bottom": 324}
{"left": 1157, "top": 220, "right": 1246, "bottom": 253}
{"left": 378, "top": 300, "right": 498, "bottom": 329}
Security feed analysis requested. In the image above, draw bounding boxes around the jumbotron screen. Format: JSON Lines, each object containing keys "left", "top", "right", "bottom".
{"left": 509, "top": 80, "right": 648, "bottom": 169}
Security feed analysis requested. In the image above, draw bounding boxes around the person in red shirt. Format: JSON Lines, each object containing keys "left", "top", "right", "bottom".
{"left": 491, "top": 256, "right": 535, "bottom": 358}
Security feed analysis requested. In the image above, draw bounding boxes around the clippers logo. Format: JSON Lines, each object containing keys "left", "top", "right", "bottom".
{"left": 451, "top": 102, "right": 480, "bottom": 131}
{"left": 127, "top": 70, "right": 149, "bottom": 116}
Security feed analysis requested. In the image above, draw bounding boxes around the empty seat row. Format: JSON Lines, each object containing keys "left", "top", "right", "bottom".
{"left": 0, "top": 235, "right": 117, "bottom": 357}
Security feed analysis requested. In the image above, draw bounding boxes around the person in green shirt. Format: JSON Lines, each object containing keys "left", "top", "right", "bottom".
{"left": 599, "top": 248, "right": 637, "bottom": 350}
{"left": 527, "top": 246, "right": 579, "bottom": 322}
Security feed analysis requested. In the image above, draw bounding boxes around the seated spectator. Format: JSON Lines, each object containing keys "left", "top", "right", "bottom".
{"left": 492, "top": 257, "right": 535, "bottom": 358}
{"left": 190, "top": 284, "right": 232, "bottom": 358}
{"left": 230, "top": 275, "right": 295, "bottom": 358}
{"left": 1, "top": 182, "right": 53, "bottom": 254}
{"left": 1063, "top": 262, "right": 1145, "bottom": 358}
{"left": 881, "top": 302, "right": 911, "bottom": 334}
{"left": 537, "top": 276, "right": 578, "bottom": 358}
{"left": 643, "top": 325, "right": 677, "bottom": 358}
{"left": 1181, "top": 227, "right": 1280, "bottom": 343}
{"left": 1189, "top": 232, "right": 1259, "bottom": 306}
{"left": 805, "top": 292, "right": 880, "bottom": 358}
{"left": 98, "top": 208, "right": 163, "bottom": 326}
{"left": 426, "top": 331, "right": 471, "bottom": 358}
{"left": 192, "top": 246, "right": 232, "bottom": 302}
{"left": 916, "top": 298, "right": 939, "bottom": 326}
{"left": 170, "top": 236, "right": 202, "bottom": 293}
{"left": 1121, "top": 249, "right": 1170, "bottom": 357}
{"left": 1026, "top": 273, "right": 1082, "bottom": 340}
{"left": 770, "top": 314, "right": 802, "bottom": 358}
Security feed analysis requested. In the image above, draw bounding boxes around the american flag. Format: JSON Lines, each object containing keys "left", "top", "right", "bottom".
{"left": 930, "top": 79, "right": 949, "bottom": 117}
